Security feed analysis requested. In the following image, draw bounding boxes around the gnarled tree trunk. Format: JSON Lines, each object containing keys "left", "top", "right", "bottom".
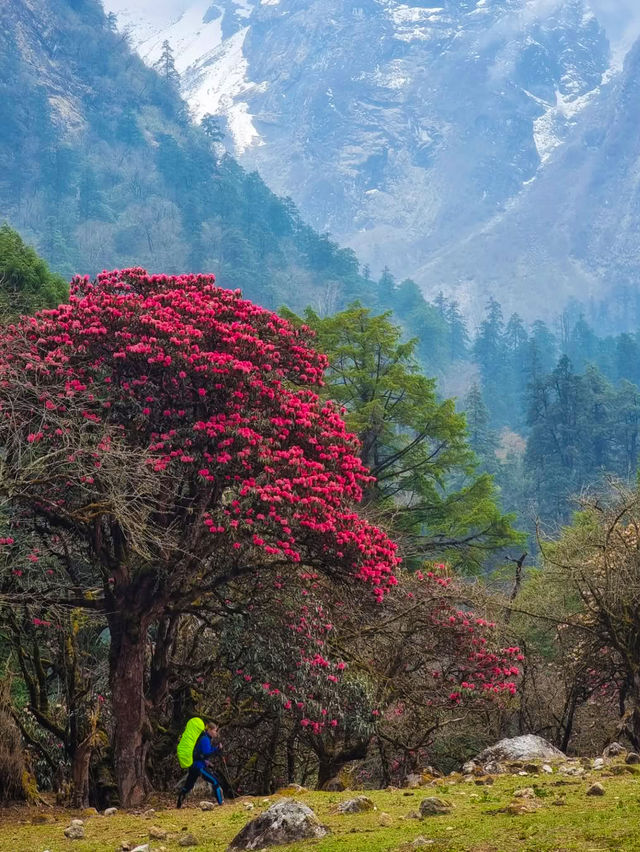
{"left": 109, "top": 612, "right": 152, "bottom": 807}
{"left": 71, "top": 739, "right": 92, "bottom": 809}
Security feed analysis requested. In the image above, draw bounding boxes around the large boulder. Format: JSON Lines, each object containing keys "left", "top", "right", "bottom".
{"left": 603, "top": 742, "right": 626, "bottom": 758}
{"left": 228, "top": 799, "right": 328, "bottom": 850}
{"left": 474, "top": 735, "right": 565, "bottom": 765}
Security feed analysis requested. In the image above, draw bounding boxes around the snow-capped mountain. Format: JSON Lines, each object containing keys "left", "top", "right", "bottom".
{"left": 105, "top": 0, "right": 613, "bottom": 315}
{"left": 416, "top": 35, "right": 640, "bottom": 325}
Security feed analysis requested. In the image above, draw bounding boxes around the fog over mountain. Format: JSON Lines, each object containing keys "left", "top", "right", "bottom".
{"left": 588, "top": 1, "right": 640, "bottom": 57}
{"left": 103, "top": 0, "right": 640, "bottom": 323}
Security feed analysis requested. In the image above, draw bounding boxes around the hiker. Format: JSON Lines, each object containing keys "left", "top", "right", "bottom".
{"left": 176, "top": 718, "right": 224, "bottom": 808}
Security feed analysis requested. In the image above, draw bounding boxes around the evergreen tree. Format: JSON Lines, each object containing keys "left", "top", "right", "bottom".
{"left": 474, "top": 297, "right": 509, "bottom": 426}
{"left": 434, "top": 290, "right": 448, "bottom": 320}
{"left": 0, "top": 223, "right": 67, "bottom": 316}
{"left": 616, "top": 333, "right": 640, "bottom": 386}
{"left": 285, "top": 304, "right": 521, "bottom": 571}
{"left": 154, "top": 40, "right": 181, "bottom": 90}
{"left": 200, "top": 113, "right": 225, "bottom": 143}
{"left": 614, "top": 379, "right": 640, "bottom": 478}
{"left": 463, "top": 383, "right": 498, "bottom": 471}
{"left": 529, "top": 320, "right": 557, "bottom": 378}
{"left": 446, "top": 299, "right": 469, "bottom": 362}
{"left": 566, "top": 315, "right": 598, "bottom": 372}
{"left": 504, "top": 313, "right": 529, "bottom": 430}
{"left": 376, "top": 266, "right": 396, "bottom": 306}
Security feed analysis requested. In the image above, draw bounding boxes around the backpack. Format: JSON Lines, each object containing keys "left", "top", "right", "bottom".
{"left": 177, "top": 717, "right": 205, "bottom": 769}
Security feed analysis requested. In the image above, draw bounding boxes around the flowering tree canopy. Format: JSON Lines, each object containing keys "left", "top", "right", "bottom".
{"left": 0, "top": 269, "right": 399, "bottom": 805}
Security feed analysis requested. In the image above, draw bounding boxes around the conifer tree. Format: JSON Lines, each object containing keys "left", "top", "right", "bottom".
{"left": 154, "top": 40, "right": 181, "bottom": 89}
{"left": 285, "top": 304, "right": 520, "bottom": 571}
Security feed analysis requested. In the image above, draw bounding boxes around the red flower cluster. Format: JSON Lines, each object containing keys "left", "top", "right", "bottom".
{"left": 0, "top": 269, "right": 399, "bottom": 596}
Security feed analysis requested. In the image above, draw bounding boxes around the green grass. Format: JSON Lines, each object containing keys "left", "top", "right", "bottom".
{"left": 3, "top": 768, "right": 640, "bottom": 852}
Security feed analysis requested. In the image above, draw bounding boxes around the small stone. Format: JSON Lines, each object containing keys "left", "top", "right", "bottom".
{"left": 70, "top": 820, "right": 84, "bottom": 827}
{"left": 559, "top": 764, "right": 585, "bottom": 777}
{"left": 503, "top": 801, "right": 537, "bottom": 816}
{"left": 626, "top": 752, "right": 640, "bottom": 764}
{"left": 379, "top": 812, "right": 393, "bottom": 826}
{"left": 517, "top": 771, "right": 529, "bottom": 776}
{"left": 119, "top": 842, "right": 131, "bottom": 851}
{"left": 322, "top": 776, "right": 345, "bottom": 791}
{"left": 461, "top": 761, "right": 477, "bottom": 775}
{"left": 199, "top": 800, "right": 216, "bottom": 810}
{"left": 64, "top": 824, "right": 85, "bottom": 840}
{"left": 130, "top": 846, "right": 150, "bottom": 852}
{"left": 403, "top": 773, "right": 423, "bottom": 788}
{"left": 404, "top": 810, "right": 421, "bottom": 820}
{"left": 397, "top": 837, "right": 435, "bottom": 850}
{"left": 474, "top": 776, "right": 494, "bottom": 786}
{"left": 514, "top": 787, "right": 536, "bottom": 799}
{"left": 483, "top": 761, "right": 505, "bottom": 775}
{"left": 587, "top": 782, "right": 605, "bottom": 797}
{"left": 419, "top": 797, "right": 452, "bottom": 817}
{"left": 178, "top": 834, "right": 199, "bottom": 848}
{"left": 523, "top": 763, "right": 540, "bottom": 774}
{"left": 603, "top": 742, "right": 626, "bottom": 758}
{"left": 142, "top": 808, "right": 156, "bottom": 818}
{"left": 541, "top": 764, "right": 553, "bottom": 774}
{"left": 149, "top": 826, "right": 168, "bottom": 840}
{"left": 337, "top": 796, "right": 375, "bottom": 814}
{"left": 104, "top": 807, "right": 118, "bottom": 816}
{"left": 243, "top": 802, "right": 255, "bottom": 810}
{"left": 593, "top": 758, "right": 605, "bottom": 771}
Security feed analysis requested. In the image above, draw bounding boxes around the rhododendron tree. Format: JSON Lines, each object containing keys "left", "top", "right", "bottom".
{"left": 0, "top": 269, "right": 399, "bottom": 806}
{"left": 165, "top": 562, "right": 522, "bottom": 791}
{"left": 329, "top": 563, "right": 522, "bottom": 783}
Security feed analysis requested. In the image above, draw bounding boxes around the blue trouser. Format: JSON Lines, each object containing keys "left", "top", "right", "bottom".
{"left": 181, "top": 764, "right": 224, "bottom": 805}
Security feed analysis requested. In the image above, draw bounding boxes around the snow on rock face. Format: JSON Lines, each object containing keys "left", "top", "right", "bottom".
{"left": 105, "top": 0, "right": 265, "bottom": 151}
{"left": 105, "top": 0, "right": 612, "bottom": 319}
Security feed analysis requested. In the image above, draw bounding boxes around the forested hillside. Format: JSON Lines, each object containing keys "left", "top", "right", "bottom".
{"left": 0, "top": 0, "right": 373, "bottom": 314}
